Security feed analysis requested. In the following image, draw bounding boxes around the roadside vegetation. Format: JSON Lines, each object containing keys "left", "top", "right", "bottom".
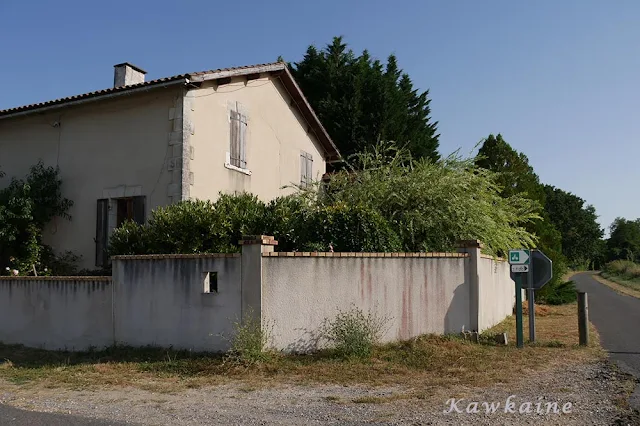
{"left": 596, "top": 260, "right": 640, "bottom": 299}
{"left": 0, "top": 304, "right": 601, "bottom": 395}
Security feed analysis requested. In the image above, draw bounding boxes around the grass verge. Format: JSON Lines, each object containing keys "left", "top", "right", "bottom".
{"left": 595, "top": 273, "right": 640, "bottom": 299}
{"left": 0, "top": 304, "right": 602, "bottom": 395}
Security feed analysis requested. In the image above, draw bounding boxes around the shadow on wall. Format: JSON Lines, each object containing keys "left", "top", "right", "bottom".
{"left": 283, "top": 327, "right": 323, "bottom": 354}
{"left": 444, "top": 282, "right": 468, "bottom": 334}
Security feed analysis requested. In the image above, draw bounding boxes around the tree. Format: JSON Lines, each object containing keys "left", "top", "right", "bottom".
{"left": 607, "top": 217, "right": 640, "bottom": 262}
{"left": 476, "top": 134, "right": 545, "bottom": 202}
{"left": 543, "top": 185, "right": 604, "bottom": 268}
{"left": 291, "top": 37, "right": 440, "bottom": 164}
{"left": 475, "top": 134, "right": 570, "bottom": 300}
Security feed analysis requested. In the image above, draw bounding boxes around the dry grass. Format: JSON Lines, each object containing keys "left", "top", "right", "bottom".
{"left": 594, "top": 273, "right": 640, "bottom": 300}
{"left": 487, "top": 302, "right": 602, "bottom": 350}
{"left": 0, "top": 304, "right": 602, "bottom": 395}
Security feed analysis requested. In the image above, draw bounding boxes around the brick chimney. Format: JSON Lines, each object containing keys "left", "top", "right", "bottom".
{"left": 113, "top": 63, "right": 147, "bottom": 87}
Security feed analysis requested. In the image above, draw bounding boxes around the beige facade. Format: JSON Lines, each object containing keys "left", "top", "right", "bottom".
{"left": 0, "top": 62, "right": 339, "bottom": 270}
{"left": 189, "top": 75, "right": 327, "bottom": 201}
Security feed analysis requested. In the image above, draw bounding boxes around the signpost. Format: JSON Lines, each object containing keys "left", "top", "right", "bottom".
{"left": 508, "top": 249, "right": 529, "bottom": 348}
{"left": 508, "top": 249, "right": 552, "bottom": 347}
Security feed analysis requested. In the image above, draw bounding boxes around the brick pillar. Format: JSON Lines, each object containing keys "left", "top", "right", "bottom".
{"left": 457, "top": 240, "right": 484, "bottom": 332}
{"left": 239, "top": 236, "right": 278, "bottom": 324}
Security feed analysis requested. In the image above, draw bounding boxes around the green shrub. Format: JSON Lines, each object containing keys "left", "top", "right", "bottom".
{"left": 224, "top": 309, "right": 274, "bottom": 365}
{"left": 110, "top": 193, "right": 402, "bottom": 255}
{"left": 109, "top": 143, "right": 539, "bottom": 257}
{"left": 39, "top": 247, "right": 81, "bottom": 276}
{"left": 109, "top": 193, "right": 266, "bottom": 256}
{"left": 0, "top": 162, "right": 73, "bottom": 275}
{"left": 309, "top": 143, "right": 540, "bottom": 255}
{"left": 269, "top": 201, "right": 402, "bottom": 252}
{"left": 320, "top": 305, "right": 390, "bottom": 359}
{"left": 535, "top": 280, "right": 577, "bottom": 305}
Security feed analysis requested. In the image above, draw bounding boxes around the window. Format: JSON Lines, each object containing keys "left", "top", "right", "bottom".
{"left": 203, "top": 271, "right": 218, "bottom": 294}
{"left": 228, "top": 102, "right": 247, "bottom": 170}
{"left": 95, "top": 196, "right": 145, "bottom": 267}
{"left": 116, "top": 197, "right": 145, "bottom": 227}
{"left": 300, "top": 151, "right": 313, "bottom": 188}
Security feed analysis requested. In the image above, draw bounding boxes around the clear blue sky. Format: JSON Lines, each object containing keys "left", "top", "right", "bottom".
{"left": 1, "top": 0, "right": 638, "bottom": 233}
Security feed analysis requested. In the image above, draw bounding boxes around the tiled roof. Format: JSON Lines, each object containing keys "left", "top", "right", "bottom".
{"left": 0, "top": 62, "right": 341, "bottom": 161}
{"left": 0, "top": 74, "right": 189, "bottom": 117}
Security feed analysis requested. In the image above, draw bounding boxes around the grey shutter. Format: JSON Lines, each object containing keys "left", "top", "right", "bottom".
{"left": 306, "top": 153, "right": 313, "bottom": 185}
{"left": 95, "top": 199, "right": 109, "bottom": 267}
{"left": 239, "top": 113, "right": 247, "bottom": 169}
{"left": 133, "top": 196, "right": 146, "bottom": 225}
{"left": 300, "top": 152, "right": 313, "bottom": 187}
{"left": 230, "top": 109, "right": 241, "bottom": 167}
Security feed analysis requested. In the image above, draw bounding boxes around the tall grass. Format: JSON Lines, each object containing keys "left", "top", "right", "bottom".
{"left": 603, "top": 260, "right": 640, "bottom": 281}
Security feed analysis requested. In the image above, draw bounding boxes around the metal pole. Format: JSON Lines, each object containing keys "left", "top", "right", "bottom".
{"left": 527, "top": 288, "right": 535, "bottom": 342}
{"left": 578, "top": 292, "right": 589, "bottom": 346}
{"left": 527, "top": 262, "right": 535, "bottom": 343}
{"left": 515, "top": 274, "right": 524, "bottom": 348}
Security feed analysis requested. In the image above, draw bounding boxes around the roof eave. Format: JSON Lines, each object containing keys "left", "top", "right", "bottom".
{"left": 275, "top": 67, "right": 341, "bottom": 163}
{"left": 189, "top": 63, "right": 342, "bottom": 163}
{"left": 0, "top": 77, "right": 188, "bottom": 121}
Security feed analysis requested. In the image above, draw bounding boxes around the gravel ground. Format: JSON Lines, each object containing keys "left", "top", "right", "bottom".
{"left": 1, "top": 361, "right": 638, "bottom": 425}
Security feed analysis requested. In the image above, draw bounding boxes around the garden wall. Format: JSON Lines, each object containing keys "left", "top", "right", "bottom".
{"left": 111, "top": 254, "right": 242, "bottom": 352}
{"left": 0, "top": 277, "right": 112, "bottom": 350}
{"left": 0, "top": 238, "right": 514, "bottom": 353}
{"left": 262, "top": 253, "right": 470, "bottom": 352}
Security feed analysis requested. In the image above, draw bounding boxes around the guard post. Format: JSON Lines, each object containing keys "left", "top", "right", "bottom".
{"left": 578, "top": 291, "right": 589, "bottom": 346}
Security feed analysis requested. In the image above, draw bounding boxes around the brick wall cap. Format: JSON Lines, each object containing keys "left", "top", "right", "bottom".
{"left": 455, "top": 240, "right": 485, "bottom": 249}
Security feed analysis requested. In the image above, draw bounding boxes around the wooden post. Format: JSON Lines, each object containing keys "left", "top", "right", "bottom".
{"left": 578, "top": 292, "right": 589, "bottom": 346}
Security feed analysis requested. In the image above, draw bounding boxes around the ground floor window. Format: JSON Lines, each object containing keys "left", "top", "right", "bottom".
{"left": 95, "top": 196, "right": 146, "bottom": 267}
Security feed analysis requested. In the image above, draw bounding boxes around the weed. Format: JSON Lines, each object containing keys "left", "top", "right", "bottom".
{"left": 320, "top": 305, "right": 391, "bottom": 360}
{"left": 224, "top": 308, "right": 276, "bottom": 366}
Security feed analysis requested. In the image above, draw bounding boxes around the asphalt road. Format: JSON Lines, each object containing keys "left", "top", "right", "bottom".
{"left": 573, "top": 272, "right": 640, "bottom": 410}
{"left": 0, "top": 404, "right": 132, "bottom": 425}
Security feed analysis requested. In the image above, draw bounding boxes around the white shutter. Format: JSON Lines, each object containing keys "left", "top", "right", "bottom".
{"left": 240, "top": 113, "right": 247, "bottom": 169}
{"left": 300, "top": 151, "right": 313, "bottom": 187}
{"left": 306, "top": 153, "right": 313, "bottom": 184}
{"left": 229, "top": 109, "right": 241, "bottom": 168}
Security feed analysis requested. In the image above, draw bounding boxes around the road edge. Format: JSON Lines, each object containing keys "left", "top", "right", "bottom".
{"left": 591, "top": 273, "right": 640, "bottom": 300}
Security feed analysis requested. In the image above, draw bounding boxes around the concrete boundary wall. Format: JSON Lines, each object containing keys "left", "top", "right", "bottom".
{"left": 112, "top": 255, "right": 242, "bottom": 352}
{"left": 0, "top": 238, "right": 515, "bottom": 352}
{"left": 0, "top": 277, "right": 112, "bottom": 350}
{"left": 262, "top": 256, "right": 470, "bottom": 352}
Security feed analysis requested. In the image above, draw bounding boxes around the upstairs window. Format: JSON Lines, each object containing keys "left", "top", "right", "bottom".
{"left": 229, "top": 102, "right": 247, "bottom": 170}
{"left": 300, "top": 151, "right": 313, "bottom": 188}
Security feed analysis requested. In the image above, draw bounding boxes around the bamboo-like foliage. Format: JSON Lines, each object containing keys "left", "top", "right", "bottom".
{"left": 302, "top": 142, "right": 540, "bottom": 256}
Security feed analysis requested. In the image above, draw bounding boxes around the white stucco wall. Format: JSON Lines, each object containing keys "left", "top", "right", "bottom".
{"left": 0, "top": 88, "right": 182, "bottom": 270}
{"left": 0, "top": 277, "right": 112, "bottom": 350}
{"left": 261, "top": 255, "right": 471, "bottom": 352}
{"left": 112, "top": 255, "right": 242, "bottom": 352}
{"left": 188, "top": 75, "right": 327, "bottom": 202}
{"left": 478, "top": 256, "right": 515, "bottom": 332}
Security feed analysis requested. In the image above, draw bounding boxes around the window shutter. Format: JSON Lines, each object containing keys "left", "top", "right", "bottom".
{"left": 95, "top": 199, "right": 109, "bottom": 267}
{"left": 230, "top": 109, "right": 241, "bottom": 168}
{"left": 133, "top": 196, "right": 146, "bottom": 225}
{"left": 239, "top": 113, "right": 247, "bottom": 169}
{"left": 300, "top": 152, "right": 313, "bottom": 187}
{"left": 306, "top": 153, "right": 313, "bottom": 184}
{"left": 300, "top": 153, "right": 306, "bottom": 186}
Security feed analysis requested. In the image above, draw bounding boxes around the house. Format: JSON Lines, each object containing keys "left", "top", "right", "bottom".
{"left": 0, "top": 62, "right": 341, "bottom": 270}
